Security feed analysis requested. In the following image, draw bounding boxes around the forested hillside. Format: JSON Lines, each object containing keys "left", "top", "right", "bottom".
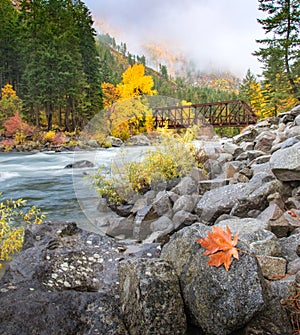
{"left": 0, "top": 0, "right": 299, "bottom": 138}
{"left": 96, "top": 32, "right": 240, "bottom": 104}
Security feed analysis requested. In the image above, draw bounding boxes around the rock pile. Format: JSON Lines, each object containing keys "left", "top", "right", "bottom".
{"left": 1, "top": 105, "right": 300, "bottom": 334}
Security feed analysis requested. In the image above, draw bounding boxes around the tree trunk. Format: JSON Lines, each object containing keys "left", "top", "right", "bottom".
{"left": 65, "top": 102, "right": 70, "bottom": 132}
{"left": 284, "top": 0, "right": 299, "bottom": 100}
{"left": 45, "top": 103, "right": 53, "bottom": 131}
{"left": 58, "top": 105, "right": 62, "bottom": 127}
{"left": 71, "top": 98, "right": 76, "bottom": 132}
{"left": 34, "top": 105, "right": 40, "bottom": 127}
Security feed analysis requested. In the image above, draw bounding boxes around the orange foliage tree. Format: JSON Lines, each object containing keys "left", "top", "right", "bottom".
{"left": 3, "top": 112, "right": 34, "bottom": 144}
{"left": 101, "top": 82, "right": 120, "bottom": 108}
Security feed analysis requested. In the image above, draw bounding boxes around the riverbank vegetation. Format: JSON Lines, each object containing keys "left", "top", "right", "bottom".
{"left": 0, "top": 195, "right": 45, "bottom": 268}
{"left": 92, "top": 129, "right": 206, "bottom": 206}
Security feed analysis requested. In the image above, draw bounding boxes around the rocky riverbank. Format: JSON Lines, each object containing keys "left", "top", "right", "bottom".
{"left": 1, "top": 105, "right": 300, "bottom": 334}
{"left": 0, "top": 133, "right": 152, "bottom": 153}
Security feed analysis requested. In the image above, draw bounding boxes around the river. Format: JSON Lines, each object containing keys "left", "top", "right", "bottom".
{"left": 0, "top": 147, "right": 150, "bottom": 233}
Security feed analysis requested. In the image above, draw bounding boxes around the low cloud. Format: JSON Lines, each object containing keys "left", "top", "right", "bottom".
{"left": 84, "top": 0, "right": 265, "bottom": 77}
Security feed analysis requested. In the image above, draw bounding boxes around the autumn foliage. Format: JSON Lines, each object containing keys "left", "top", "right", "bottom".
{"left": 3, "top": 112, "right": 34, "bottom": 137}
{"left": 0, "top": 196, "right": 45, "bottom": 269}
{"left": 197, "top": 225, "right": 239, "bottom": 271}
{"left": 117, "top": 63, "right": 157, "bottom": 100}
{"left": 101, "top": 82, "right": 121, "bottom": 108}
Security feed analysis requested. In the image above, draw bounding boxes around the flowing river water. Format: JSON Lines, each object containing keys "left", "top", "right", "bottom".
{"left": 0, "top": 147, "right": 150, "bottom": 233}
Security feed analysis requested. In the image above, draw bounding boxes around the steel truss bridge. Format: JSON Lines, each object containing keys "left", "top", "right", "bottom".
{"left": 153, "top": 100, "right": 257, "bottom": 128}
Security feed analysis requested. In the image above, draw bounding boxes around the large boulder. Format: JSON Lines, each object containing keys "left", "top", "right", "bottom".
{"left": 172, "top": 210, "right": 199, "bottom": 229}
{"left": 215, "top": 217, "right": 282, "bottom": 257}
{"left": 126, "top": 134, "right": 150, "bottom": 146}
{"left": 224, "top": 161, "right": 243, "bottom": 179}
{"left": 233, "top": 127, "right": 258, "bottom": 144}
{"left": 161, "top": 223, "right": 267, "bottom": 335}
{"left": 222, "top": 141, "right": 241, "bottom": 156}
{"left": 196, "top": 172, "right": 284, "bottom": 224}
{"left": 290, "top": 104, "right": 300, "bottom": 117}
{"left": 118, "top": 258, "right": 187, "bottom": 335}
{"left": 152, "top": 191, "right": 173, "bottom": 217}
{"left": 254, "top": 130, "right": 276, "bottom": 153}
{"left": 285, "top": 125, "right": 300, "bottom": 138}
{"left": 190, "top": 167, "right": 208, "bottom": 182}
{"left": 133, "top": 205, "right": 159, "bottom": 240}
{"left": 0, "top": 221, "right": 161, "bottom": 335}
{"left": 270, "top": 142, "right": 300, "bottom": 181}
{"left": 171, "top": 176, "right": 198, "bottom": 195}
{"left": 0, "top": 288, "right": 128, "bottom": 335}
{"left": 105, "top": 215, "right": 134, "bottom": 239}
{"left": 150, "top": 216, "right": 174, "bottom": 234}
{"left": 105, "top": 135, "right": 123, "bottom": 147}
{"left": 279, "top": 233, "right": 300, "bottom": 263}
{"left": 172, "top": 194, "right": 198, "bottom": 213}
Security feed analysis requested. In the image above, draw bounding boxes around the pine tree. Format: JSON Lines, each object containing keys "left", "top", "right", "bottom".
{"left": 18, "top": 0, "right": 101, "bottom": 130}
{"left": 239, "top": 69, "right": 266, "bottom": 118}
{"left": 0, "top": 0, "right": 19, "bottom": 90}
{"left": 255, "top": 0, "right": 300, "bottom": 101}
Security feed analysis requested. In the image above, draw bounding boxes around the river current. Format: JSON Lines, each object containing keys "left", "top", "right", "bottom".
{"left": 0, "top": 147, "right": 149, "bottom": 233}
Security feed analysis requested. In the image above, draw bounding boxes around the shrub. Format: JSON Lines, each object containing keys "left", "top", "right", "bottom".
{"left": 3, "top": 112, "right": 34, "bottom": 138}
{"left": 0, "top": 195, "right": 45, "bottom": 268}
{"left": 14, "top": 131, "right": 27, "bottom": 145}
{"left": 53, "top": 132, "right": 65, "bottom": 146}
{"left": 43, "top": 130, "right": 56, "bottom": 143}
{"left": 92, "top": 130, "right": 204, "bottom": 205}
{"left": 43, "top": 131, "right": 66, "bottom": 146}
{"left": 0, "top": 138, "right": 15, "bottom": 151}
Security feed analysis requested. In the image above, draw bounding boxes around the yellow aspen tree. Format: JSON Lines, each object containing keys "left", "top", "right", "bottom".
{"left": 1, "top": 84, "right": 17, "bottom": 99}
{"left": 117, "top": 63, "right": 157, "bottom": 100}
{"left": 0, "top": 84, "right": 22, "bottom": 123}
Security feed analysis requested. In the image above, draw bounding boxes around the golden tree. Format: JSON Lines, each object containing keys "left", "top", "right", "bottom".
{"left": 1, "top": 84, "right": 16, "bottom": 99}
{"left": 117, "top": 63, "right": 157, "bottom": 100}
{"left": 0, "top": 84, "right": 22, "bottom": 123}
{"left": 107, "top": 97, "right": 153, "bottom": 140}
{"left": 99, "top": 64, "right": 157, "bottom": 141}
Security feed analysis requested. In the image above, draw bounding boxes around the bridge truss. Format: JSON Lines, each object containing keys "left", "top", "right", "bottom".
{"left": 153, "top": 100, "right": 258, "bottom": 128}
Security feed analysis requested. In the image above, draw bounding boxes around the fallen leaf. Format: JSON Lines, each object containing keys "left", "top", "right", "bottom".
{"left": 288, "top": 210, "right": 297, "bottom": 218}
{"left": 196, "top": 225, "right": 239, "bottom": 271}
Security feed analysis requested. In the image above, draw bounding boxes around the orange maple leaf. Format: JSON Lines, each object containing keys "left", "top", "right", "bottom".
{"left": 196, "top": 225, "right": 239, "bottom": 271}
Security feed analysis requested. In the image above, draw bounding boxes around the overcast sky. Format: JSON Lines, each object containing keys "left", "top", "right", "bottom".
{"left": 83, "top": 0, "right": 265, "bottom": 78}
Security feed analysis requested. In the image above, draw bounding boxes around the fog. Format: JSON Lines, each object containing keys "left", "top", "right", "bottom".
{"left": 83, "top": 0, "right": 265, "bottom": 77}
